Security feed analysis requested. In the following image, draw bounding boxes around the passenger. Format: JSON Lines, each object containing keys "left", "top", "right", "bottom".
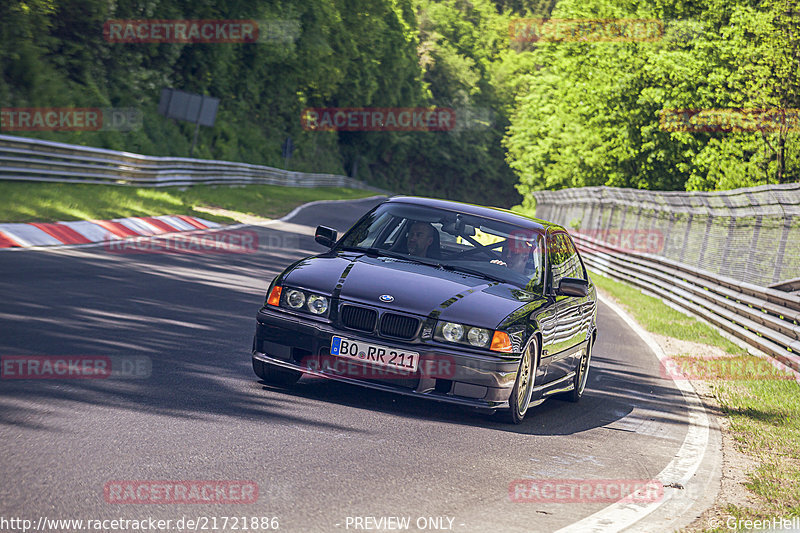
{"left": 491, "top": 236, "right": 534, "bottom": 275}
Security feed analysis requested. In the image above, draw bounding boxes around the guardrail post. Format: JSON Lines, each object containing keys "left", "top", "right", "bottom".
{"left": 679, "top": 213, "right": 693, "bottom": 263}
{"left": 697, "top": 195, "right": 714, "bottom": 271}
{"left": 773, "top": 215, "right": 794, "bottom": 284}
{"left": 745, "top": 215, "right": 763, "bottom": 284}
{"left": 585, "top": 199, "right": 597, "bottom": 231}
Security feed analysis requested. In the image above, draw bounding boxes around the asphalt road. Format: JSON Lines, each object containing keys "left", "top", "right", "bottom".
{"left": 0, "top": 197, "right": 716, "bottom": 533}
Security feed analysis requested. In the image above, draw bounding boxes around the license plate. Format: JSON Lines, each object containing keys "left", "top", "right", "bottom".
{"left": 330, "top": 336, "right": 419, "bottom": 372}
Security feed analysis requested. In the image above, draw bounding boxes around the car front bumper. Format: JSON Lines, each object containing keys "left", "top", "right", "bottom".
{"left": 252, "top": 307, "right": 521, "bottom": 409}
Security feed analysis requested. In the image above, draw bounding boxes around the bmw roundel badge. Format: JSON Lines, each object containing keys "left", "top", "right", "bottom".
{"left": 379, "top": 294, "right": 394, "bottom": 303}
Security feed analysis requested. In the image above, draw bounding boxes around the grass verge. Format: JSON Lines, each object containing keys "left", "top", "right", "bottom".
{"left": 0, "top": 181, "right": 380, "bottom": 224}
{"left": 590, "top": 270, "right": 800, "bottom": 527}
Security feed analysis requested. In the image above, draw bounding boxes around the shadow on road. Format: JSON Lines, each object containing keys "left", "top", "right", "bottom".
{"left": 0, "top": 196, "right": 704, "bottom": 440}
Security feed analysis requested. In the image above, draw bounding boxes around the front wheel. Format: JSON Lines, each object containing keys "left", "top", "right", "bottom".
{"left": 253, "top": 359, "right": 301, "bottom": 388}
{"left": 563, "top": 339, "right": 592, "bottom": 403}
{"left": 497, "top": 337, "right": 538, "bottom": 424}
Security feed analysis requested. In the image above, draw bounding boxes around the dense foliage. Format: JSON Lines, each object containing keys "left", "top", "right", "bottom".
{"left": 1, "top": 0, "right": 797, "bottom": 208}
{"left": 506, "top": 0, "right": 800, "bottom": 207}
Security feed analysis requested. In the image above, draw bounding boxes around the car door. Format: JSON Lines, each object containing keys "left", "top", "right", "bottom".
{"left": 559, "top": 232, "right": 593, "bottom": 367}
{"left": 540, "top": 230, "right": 589, "bottom": 383}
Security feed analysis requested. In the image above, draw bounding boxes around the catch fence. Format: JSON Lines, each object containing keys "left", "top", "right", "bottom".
{"left": 532, "top": 185, "right": 800, "bottom": 374}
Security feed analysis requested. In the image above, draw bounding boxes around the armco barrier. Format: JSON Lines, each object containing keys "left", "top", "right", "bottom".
{"left": 531, "top": 185, "right": 800, "bottom": 288}
{"left": 571, "top": 231, "right": 800, "bottom": 374}
{"left": 0, "top": 134, "right": 386, "bottom": 191}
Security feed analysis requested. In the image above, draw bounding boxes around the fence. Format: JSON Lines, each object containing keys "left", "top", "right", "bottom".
{"left": 532, "top": 185, "right": 800, "bottom": 374}
{"left": 0, "top": 134, "right": 386, "bottom": 192}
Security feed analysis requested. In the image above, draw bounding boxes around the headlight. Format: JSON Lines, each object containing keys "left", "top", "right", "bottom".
{"left": 307, "top": 294, "right": 329, "bottom": 315}
{"left": 286, "top": 289, "right": 306, "bottom": 309}
{"left": 467, "top": 327, "right": 491, "bottom": 347}
{"left": 277, "top": 287, "right": 331, "bottom": 318}
{"left": 442, "top": 322, "right": 464, "bottom": 342}
{"left": 435, "top": 321, "right": 495, "bottom": 350}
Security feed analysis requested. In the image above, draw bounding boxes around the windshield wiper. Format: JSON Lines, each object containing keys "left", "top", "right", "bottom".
{"left": 340, "top": 246, "right": 410, "bottom": 261}
{"left": 437, "top": 263, "right": 508, "bottom": 284}
{"left": 366, "top": 247, "right": 412, "bottom": 260}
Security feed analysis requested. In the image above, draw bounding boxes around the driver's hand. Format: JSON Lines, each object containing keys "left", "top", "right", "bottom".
{"left": 490, "top": 259, "right": 507, "bottom": 266}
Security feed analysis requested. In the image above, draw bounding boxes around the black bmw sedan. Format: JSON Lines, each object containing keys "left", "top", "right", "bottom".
{"left": 252, "top": 196, "right": 597, "bottom": 423}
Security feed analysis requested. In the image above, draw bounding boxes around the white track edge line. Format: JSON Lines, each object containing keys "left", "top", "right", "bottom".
{"left": 555, "top": 293, "right": 712, "bottom": 533}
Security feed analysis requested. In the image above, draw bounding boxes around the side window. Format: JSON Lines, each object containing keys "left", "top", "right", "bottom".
{"left": 561, "top": 234, "right": 586, "bottom": 280}
{"left": 547, "top": 233, "right": 567, "bottom": 288}
{"left": 383, "top": 218, "right": 405, "bottom": 247}
{"left": 548, "top": 232, "right": 584, "bottom": 288}
{"left": 347, "top": 211, "right": 393, "bottom": 248}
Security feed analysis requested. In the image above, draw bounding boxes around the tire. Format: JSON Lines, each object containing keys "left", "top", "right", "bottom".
{"left": 252, "top": 358, "right": 301, "bottom": 388}
{"left": 563, "top": 339, "right": 592, "bottom": 403}
{"left": 497, "top": 337, "right": 538, "bottom": 424}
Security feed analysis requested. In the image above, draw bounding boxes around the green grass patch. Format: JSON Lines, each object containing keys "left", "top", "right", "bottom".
{"left": 0, "top": 181, "right": 378, "bottom": 224}
{"left": 590, "top": 269, "right": 800, "bottom": 523}
{"left": 590, "top": 270, "right": 740, "bottom": 353}
{"left": 720, "top": 379, "right": 800, "bottom": 519}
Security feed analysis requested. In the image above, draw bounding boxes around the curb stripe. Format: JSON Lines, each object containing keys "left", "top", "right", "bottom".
{"left": 0, "top": 215, "right": 223, "bottom": 249}
{"left": 58, "top": 221, "right": 117, "bottom": 243}
{"left": 140, "top": 217, "right": 181, "bottom": 233}
{"left": 175, "top": 215, "right": 209, "bottom": 230}
{"left": 154, "top": 215, "right": 195, "bottom": 231}
{"left": 0, "top": 230, "right": 22, "bottom": 248}
{"left": 113, "top": 218, "right": 160, "bottom": 236}
{"left": 0, "top": 224, "right": 62, "bottom": 246}
{"left": 92, "top": 220, "right": 140, "bottom": 239}
{"left": 191, "top": 217, "right": 220, "bottom": 229}
{"left": 30, "top": 223, "right": 92, "bottom": 245}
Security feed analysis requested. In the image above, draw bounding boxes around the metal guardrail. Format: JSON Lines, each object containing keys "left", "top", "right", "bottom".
{"left": 532, "top": 184, "right": 800, "bottom": 288}
{"left": 573, "top": 232, "right": 800, "bottom": 374}
{"left": 0, "top": 134, "right": 387, "bottom": 192}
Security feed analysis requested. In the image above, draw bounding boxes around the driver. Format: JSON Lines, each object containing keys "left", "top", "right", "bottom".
{"left": 406, "top": 221, "right": 436, "bottom": 257}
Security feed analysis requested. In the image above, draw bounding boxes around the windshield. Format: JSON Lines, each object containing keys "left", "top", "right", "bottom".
{"left": 338, "top": 202, "right": 545, "bottom": 293}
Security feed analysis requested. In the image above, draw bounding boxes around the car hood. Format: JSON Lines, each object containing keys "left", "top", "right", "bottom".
{"left": 281, "top": 253, "right": 541, "bottom": 326}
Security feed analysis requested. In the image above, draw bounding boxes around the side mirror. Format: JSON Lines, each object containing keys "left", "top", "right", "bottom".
{"left": 557, "top": 277, "right": 589, "bottom": 297}
{"left": 315, "top": 225, "right": 338, "bottom": 248}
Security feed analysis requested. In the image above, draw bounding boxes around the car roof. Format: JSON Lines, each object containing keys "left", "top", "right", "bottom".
{"left": 385, "top": 195, "right": 563, "bottom": 231}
